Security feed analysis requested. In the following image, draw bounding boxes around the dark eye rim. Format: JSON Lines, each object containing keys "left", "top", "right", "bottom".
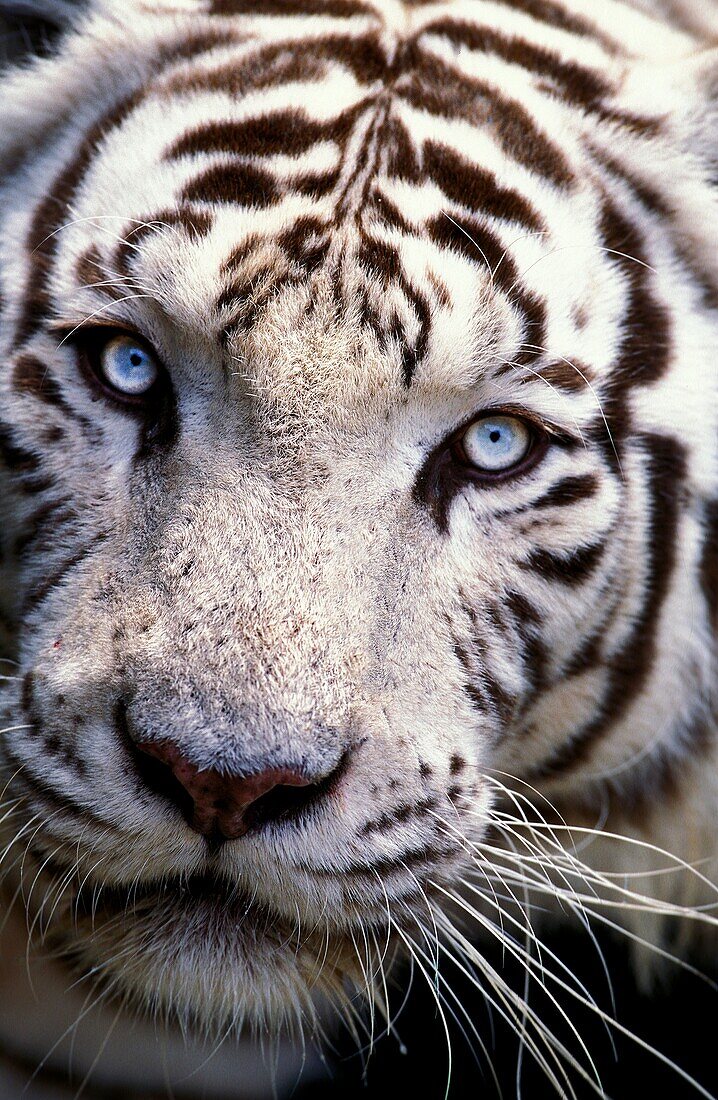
{"left": 414, "top": 406, "right": 562, "bottom": 531}
{"left": 448, "top": 407, "right": 550, "bottom": 485}
{"left": 67, "top": 325, "right": 167, "bottom": 410}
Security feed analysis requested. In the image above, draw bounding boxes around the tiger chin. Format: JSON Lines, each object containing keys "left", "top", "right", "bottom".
{"left": 0, "top": 0, "right": 717, "bottom": 1096}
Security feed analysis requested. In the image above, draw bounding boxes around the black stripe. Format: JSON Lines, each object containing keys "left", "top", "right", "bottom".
{"left": 456, "top": 634, "right": 517, "bottom": 721}
{"left": 12, "top": 354, "right": 99, "bottom": 440}
{"left": 0, "top": 422, "right": 41, "bottom": 473}
{"left": 24, "top": 537, "right": 106, "bottom": 613}
{"left": 360, "top": 797, "right": 439, "bottom": 836}
{"left": 13, "top": 497, "right": 76, "bottom": 557}
{"left": 530, "top": 433, "right": 687, "bottom": 777}
{"left": 4, "top": 747, "right": 120, "bottom": 835}
{"left": 504, "top": 589, "right": 547, "bottom": 697}
{"left": 521, "top": 540, "right": 605, "bottom": 584}
{"left": 314, "top": 843, "right": 454, "bottom": 878}
{"left": 700, "top": 500, "right": 718, "bottom": 633}
{"left": 558, "top": 710, "right": 714, "bottom": 823}
{"left": 531, "top": 474, "right": 599, "bottom": 509}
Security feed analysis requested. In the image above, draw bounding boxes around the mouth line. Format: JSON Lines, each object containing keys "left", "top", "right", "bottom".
{"left": 76, "top": 871, "right": 260, "bottom": 923}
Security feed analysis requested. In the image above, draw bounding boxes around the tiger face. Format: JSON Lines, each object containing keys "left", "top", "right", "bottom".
{"left": 0, "top": 0, "right": 717, "bottom": 1048}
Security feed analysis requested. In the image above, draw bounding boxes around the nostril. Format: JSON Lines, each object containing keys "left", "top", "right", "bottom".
{"left": 118, "top": 704, "right": 197, "bottom": 821}
{"left": 241, "top": 761, "right": 346, "bottom": 834}
{"left": 118, "top": 702, "right": 349, "bottom": 841}
{"left": 137, "top": 740, "right": 313, "bottom": 840}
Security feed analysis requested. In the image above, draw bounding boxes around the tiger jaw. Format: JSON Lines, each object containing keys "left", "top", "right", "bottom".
{"left": 2, "top": 789, "right": 476, "bottom": 1032}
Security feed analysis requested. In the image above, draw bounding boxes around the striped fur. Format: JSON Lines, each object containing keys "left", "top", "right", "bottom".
{"left": 0, "top": 0, "right": 717, "bottom": 1095}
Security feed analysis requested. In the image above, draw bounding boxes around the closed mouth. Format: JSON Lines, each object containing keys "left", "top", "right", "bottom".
{"left": 75, "top": 871, "right": 263, "bottom": 926}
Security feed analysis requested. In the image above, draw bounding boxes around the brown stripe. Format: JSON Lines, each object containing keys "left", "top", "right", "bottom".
{"left": 589, "top": 143, "right": 718, "bottom": 311}
{"left": 209, "top": 0, "right": 374, "bottom": 15}
{"left": 423, "top": 19, "right": 612, "bottom": 109}
{"left": 162, "top": 28, "right": 245, "bottom": 66}
{"left": 181, "top": 162, "right": 279, "bottom": 207}
{"left": 422, "top": 140, "right": 545, "bottom": 231}
{"left": 538, "top": 359, "right": 592, "bottom": 391}
{"left": 490, "top": 0, "right": 620, "bottom": 51}
{"left": 595, "top": 194, "right": 673, "bottom": 464}
{"left": 421, "top": 28, "right": 654, "bottom": 137}
{"left": 426, "top": 212, "right": 547, "bottom": 360}
{"left": 164, "top": 31, "right": 387, "bottom": 102}
{"left": 166, "top": 109, "right": 354, "bottom": 161}
{"left": 12, "top": 26, "right": 229, "bottom": 351}
{"left": 400, "top": 52, "right": 574, "bottom": 188}
{"left": 163, "top": 45, "right": 327, "bottom": 99}
{"left": 356, "top": 232, "right": 432, "bottom": 384}
{"left": 112, "top": 207, "right": 213, "bottom": 281}
{"left": 385, "top": 115, "right": 422, "bottom": 183}
{"left": 599, "top": 194, "right": 672, "bottom": 390}
{"left": 74, "top": 244, "right": 104, "bottom": 290}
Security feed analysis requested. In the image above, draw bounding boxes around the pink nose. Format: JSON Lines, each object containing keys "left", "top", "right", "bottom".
{"left": 134, "top": 738, "right": 312, "bottom": 840}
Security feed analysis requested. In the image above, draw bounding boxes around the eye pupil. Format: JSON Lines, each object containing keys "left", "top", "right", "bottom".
{"left": 95, "top": 334, "right": 160, "bottom": 399}
{"left": 459, "top": 414, "right": 533, "bottom": 476}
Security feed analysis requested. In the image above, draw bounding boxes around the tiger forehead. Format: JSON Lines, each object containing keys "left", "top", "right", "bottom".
{"left": 55, "top": 0, "right": 634, "bottom": 396}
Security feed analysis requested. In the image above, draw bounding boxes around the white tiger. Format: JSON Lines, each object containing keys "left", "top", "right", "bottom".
{"left": 0, "top": 0, "right": 717, "bottom": 1096}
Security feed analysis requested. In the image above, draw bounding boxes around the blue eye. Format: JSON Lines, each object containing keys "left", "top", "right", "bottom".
{"left": 99, "top": 335, "right": 159, "bottom": 397}
{"left": 460, "top": 415, "right": 532, "bottom": 473}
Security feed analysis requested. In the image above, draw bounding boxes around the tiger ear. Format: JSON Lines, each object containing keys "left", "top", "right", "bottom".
{"left": 0, "top": 0, "right": 131, "bottom": 182}
{"left": 0, "top": 2, "right": 87, "bottom": 66}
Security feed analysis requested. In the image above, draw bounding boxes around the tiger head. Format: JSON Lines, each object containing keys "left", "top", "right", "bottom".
{"left": 0, "top": 0, "right": 716, "bottom": 1042}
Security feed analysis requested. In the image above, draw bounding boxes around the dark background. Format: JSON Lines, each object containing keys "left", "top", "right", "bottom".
{"left": 303, "top": 927, "right": 718, "bottom": 1100}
